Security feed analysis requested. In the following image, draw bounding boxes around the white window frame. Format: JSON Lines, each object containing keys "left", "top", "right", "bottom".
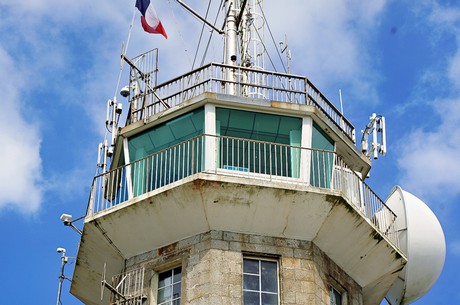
{"left": 151, "top": 266, "right": 182, "bottom": 305}
{"left": 243, "top": 257, "right": 279, "bottom": 305}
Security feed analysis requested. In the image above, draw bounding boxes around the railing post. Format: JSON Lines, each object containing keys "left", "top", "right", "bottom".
{"left": 300, "top": 117, "right": 313, "bottom": 184}
{"left": 204, "top": 104, "right": 217, "bottom": 172}
{"left": 123, "top": 138, "right": 134, "bottom": 200}
{"left": 87, "top": 178, "right": 96, "bottom": 216}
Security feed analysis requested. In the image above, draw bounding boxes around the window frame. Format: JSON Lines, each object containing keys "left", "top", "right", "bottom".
{"left": 329, "top": 283, "right": 348, "bottom": 305}
{"left": 242, "top": 257, "right": 280, "bottom": 305}
{"left": 151, "top": 265, "right": 182, "bottom": 305}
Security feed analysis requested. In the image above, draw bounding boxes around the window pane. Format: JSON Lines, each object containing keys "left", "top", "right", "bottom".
{"left": 261, "top": 261, "right": 278, "bottom": 293}
{"left": 158, "top": 286, "right": 172, "bottom": 303}
{"left": 330, "top": 287, "right": 342, "bottom": 305}
{"left": 173, "top": 267, "right": 182, "bottom": 283}
{"left": 262, "top": 293, "right": 278, "bottom": 305}
{"left": 312, "top": 123, "right": 334, "bottom": 151}
{"left": 158, "top": 271, "right": 172, "bottom": 288}
{"left": 244, "top": 274, "right": 260, "bottom": 291}
{"left": 244, "top": 291, "right": 259, "bottom": 305}
{"left": 243, "top": 259, "right": 259, "bottom": 274}
{"left": 173, "top": 282, "right": 181, "bottom": 299}
{"left": 129, "top": 108, "right": 204, "bottom": 162}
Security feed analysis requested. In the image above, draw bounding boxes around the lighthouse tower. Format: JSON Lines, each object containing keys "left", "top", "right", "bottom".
{"left": 69, "top": 2, "right": 445, "bottom": 305}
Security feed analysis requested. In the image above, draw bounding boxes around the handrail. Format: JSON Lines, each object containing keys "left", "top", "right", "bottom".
{"left": 127, "top": 63, "right": 356, "bottom": 142}
{"left": 87, "top": 134, "right": 398, "bottom": 248}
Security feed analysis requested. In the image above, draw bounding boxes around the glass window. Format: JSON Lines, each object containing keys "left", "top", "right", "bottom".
{"left": 311, "top": 122, "right": 335, "bottom": 188}
{"left": 129, "top": 108, "right": 204, "bottom": 162}
{"left": 158, "top": 267, "right": 182, "bottom": 305}
{"left": 330, "top": 286, "right": 342, "bottom": 305}
{"left": 127, "top": 108, "right": 205, "bottom": 195}
{"left": 216, "top": 108, "right": 302, "bottom": 178}
{"left": 312, "top": 122, "right": 334, "bottom": 151}
{"left": 243, "top": 258, "right": 278, "bottom": 305}
{"left": 216, "top": 108, "right": 301, "bottom": 144}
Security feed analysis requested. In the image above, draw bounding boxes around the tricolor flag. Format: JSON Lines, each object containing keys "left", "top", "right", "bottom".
{"left": 135, "top": 0, "right": 168, "bottom": 39}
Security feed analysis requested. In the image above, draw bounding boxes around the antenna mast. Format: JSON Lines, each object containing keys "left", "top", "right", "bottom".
{"left": 240, "top": 0, "right": 265, "bottom": 71}
{"left": 361, "top": 113, "right": 387, "bottom": 160}
{"left": 224, "top": 0, "right": 238, "bottom": 94}
{"left": 176, "top": 0, "right": 268, "bottom": 95}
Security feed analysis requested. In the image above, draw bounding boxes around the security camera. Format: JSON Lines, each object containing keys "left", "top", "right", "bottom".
{"left": 57, "top": 247, "right": 66, "bottom": 253}
{"left": 120, "top": 85, "right": 130, "bottom": 97}
{"left": 60, "top": 213, "right": 72, "bottom": 223}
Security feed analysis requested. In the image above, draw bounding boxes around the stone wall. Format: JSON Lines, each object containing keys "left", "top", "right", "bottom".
{"left": 125, "top": 231, "right": 363, "bottom": 305}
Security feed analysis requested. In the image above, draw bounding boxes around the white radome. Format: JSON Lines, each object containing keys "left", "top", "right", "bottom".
{"left": 385, "top": 186, "right": 446, "bottom": 305}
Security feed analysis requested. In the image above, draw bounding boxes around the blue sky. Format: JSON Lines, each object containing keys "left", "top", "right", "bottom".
{"left": 0, "top": 0, "right": 459, "bottom": 304}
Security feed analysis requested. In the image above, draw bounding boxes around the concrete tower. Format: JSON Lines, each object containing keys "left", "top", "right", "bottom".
{"left": 69, "top": 2, "right": 444, "bottom": 305}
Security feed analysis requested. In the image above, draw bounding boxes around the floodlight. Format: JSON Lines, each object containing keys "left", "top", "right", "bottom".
{"left": 60, "top": 213, "right": 83, "bottom": 235}
{"left": 60, "top": 213, "right": 72, "bottom": 223}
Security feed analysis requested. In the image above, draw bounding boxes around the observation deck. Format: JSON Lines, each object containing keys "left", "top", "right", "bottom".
{"left": 71, "top": 51, "right": 406, "bottom": 305}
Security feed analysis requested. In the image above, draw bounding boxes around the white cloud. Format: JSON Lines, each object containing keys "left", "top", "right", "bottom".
{"left": 397, "top": 99, "right": 460, "bottom": 200}
{"left": 263, "top": 0, "right": 388, "bottom": 104}
{"left": 396, "top": 1, "right": 460, "bottom": 202}
{"left": 428, "top": 2, "right": 460, "bottom": 25}
{"left": 0, "top": 1, "right": 130, "bottom": 214}
{"left": 0, "top": 47, "right": 43, "bottom": 214}
{"left": 448, "top": 42, "right": 460, "bottom": 88}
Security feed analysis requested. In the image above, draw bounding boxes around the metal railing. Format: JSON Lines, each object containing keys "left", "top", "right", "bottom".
{"left": 87, "top": 135, "right": 398, "bottom": 247}
{"left": 103, "top": 266, "right": 145, "bottom": 305}
{"left": 128, "top": 63, "right": 355, "bottom": 142}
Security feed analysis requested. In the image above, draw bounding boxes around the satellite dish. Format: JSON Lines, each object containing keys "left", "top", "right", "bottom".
{"left": 384, "top": 186, "right": 445, "bottom": 305}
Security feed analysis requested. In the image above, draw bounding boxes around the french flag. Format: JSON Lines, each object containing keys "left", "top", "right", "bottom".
{"left": 135, "top": 0, "right": 168, "bottom": 39}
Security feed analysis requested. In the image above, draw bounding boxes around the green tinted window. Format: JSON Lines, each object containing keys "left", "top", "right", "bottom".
{"left": 216, "top": 108, "right": 302, "bottom": 177}
{"left": 128, "top": 108, "right": 204, "bottom": 162}
{"left": 311, "top": 123, "right": 334, "bottom": 187}
{"left": 312, "top": 123, "right": 334, "bottom": 151}
{"left": 127, "top": 108, "right": 204, "bottom": 196}
{"left": 216, "top": 108, "right": 302, "bottom": 144}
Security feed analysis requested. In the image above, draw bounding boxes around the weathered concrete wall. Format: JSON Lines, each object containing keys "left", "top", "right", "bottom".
{"left": 125, "top": 231, "right": 363, "bottom": 305}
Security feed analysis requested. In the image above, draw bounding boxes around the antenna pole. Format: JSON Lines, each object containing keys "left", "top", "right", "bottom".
{"left": 339, "top": 89, "right": 344, "bottom": 114}
{"left": 224, "top": 0, "right": 237, "bottom": 95}
{"left": 56, "top": 250, "right": 68, "bottom": 305}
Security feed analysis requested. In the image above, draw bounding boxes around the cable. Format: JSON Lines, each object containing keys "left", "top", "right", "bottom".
{"left": 167, "top": 0, "right": 193, "bottom": 67}
{"left": 114, "top": 5, "right": 136, "bottom": 99}
{"left": 253, "top": 21, "right": 277, "bottom": 73}
{"left": 252, "top": 16, "right": 297, "bottom": 102}
{"left": 200, "top": 0, "right": 225, "bottom": 66}
{"left": 192, "top": 0, "right": 212, "bottom": 70}
{"left": 257, "top": 1, "right": 288, "bottom": 74}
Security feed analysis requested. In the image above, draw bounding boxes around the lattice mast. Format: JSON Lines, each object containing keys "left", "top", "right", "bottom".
{"left": 239, "top": 0, "right": 265, "bottom": 71}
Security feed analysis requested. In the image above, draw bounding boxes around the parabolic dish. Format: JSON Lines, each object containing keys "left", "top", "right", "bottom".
{"left": 384, "top": 186, "right": 445, "bottom": 305}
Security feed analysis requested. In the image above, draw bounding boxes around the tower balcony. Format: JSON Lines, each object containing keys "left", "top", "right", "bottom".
{"left": 72, "top": 134, "right": 405, "bottom": 305}
{"left": 124, "top": 61, "right": 356, "bottom": 143}
{"left": 89, "top": 134, "right": 399, "bottom": 247}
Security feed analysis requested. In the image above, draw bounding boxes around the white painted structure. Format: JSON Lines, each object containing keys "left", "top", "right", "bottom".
{"left": 385, "top": 187, "right": 446, "bottom": 305}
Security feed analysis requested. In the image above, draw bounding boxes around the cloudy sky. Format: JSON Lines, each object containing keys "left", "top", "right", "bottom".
{"left": 0, "top": 0, "right": 459, "bottom": 304}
